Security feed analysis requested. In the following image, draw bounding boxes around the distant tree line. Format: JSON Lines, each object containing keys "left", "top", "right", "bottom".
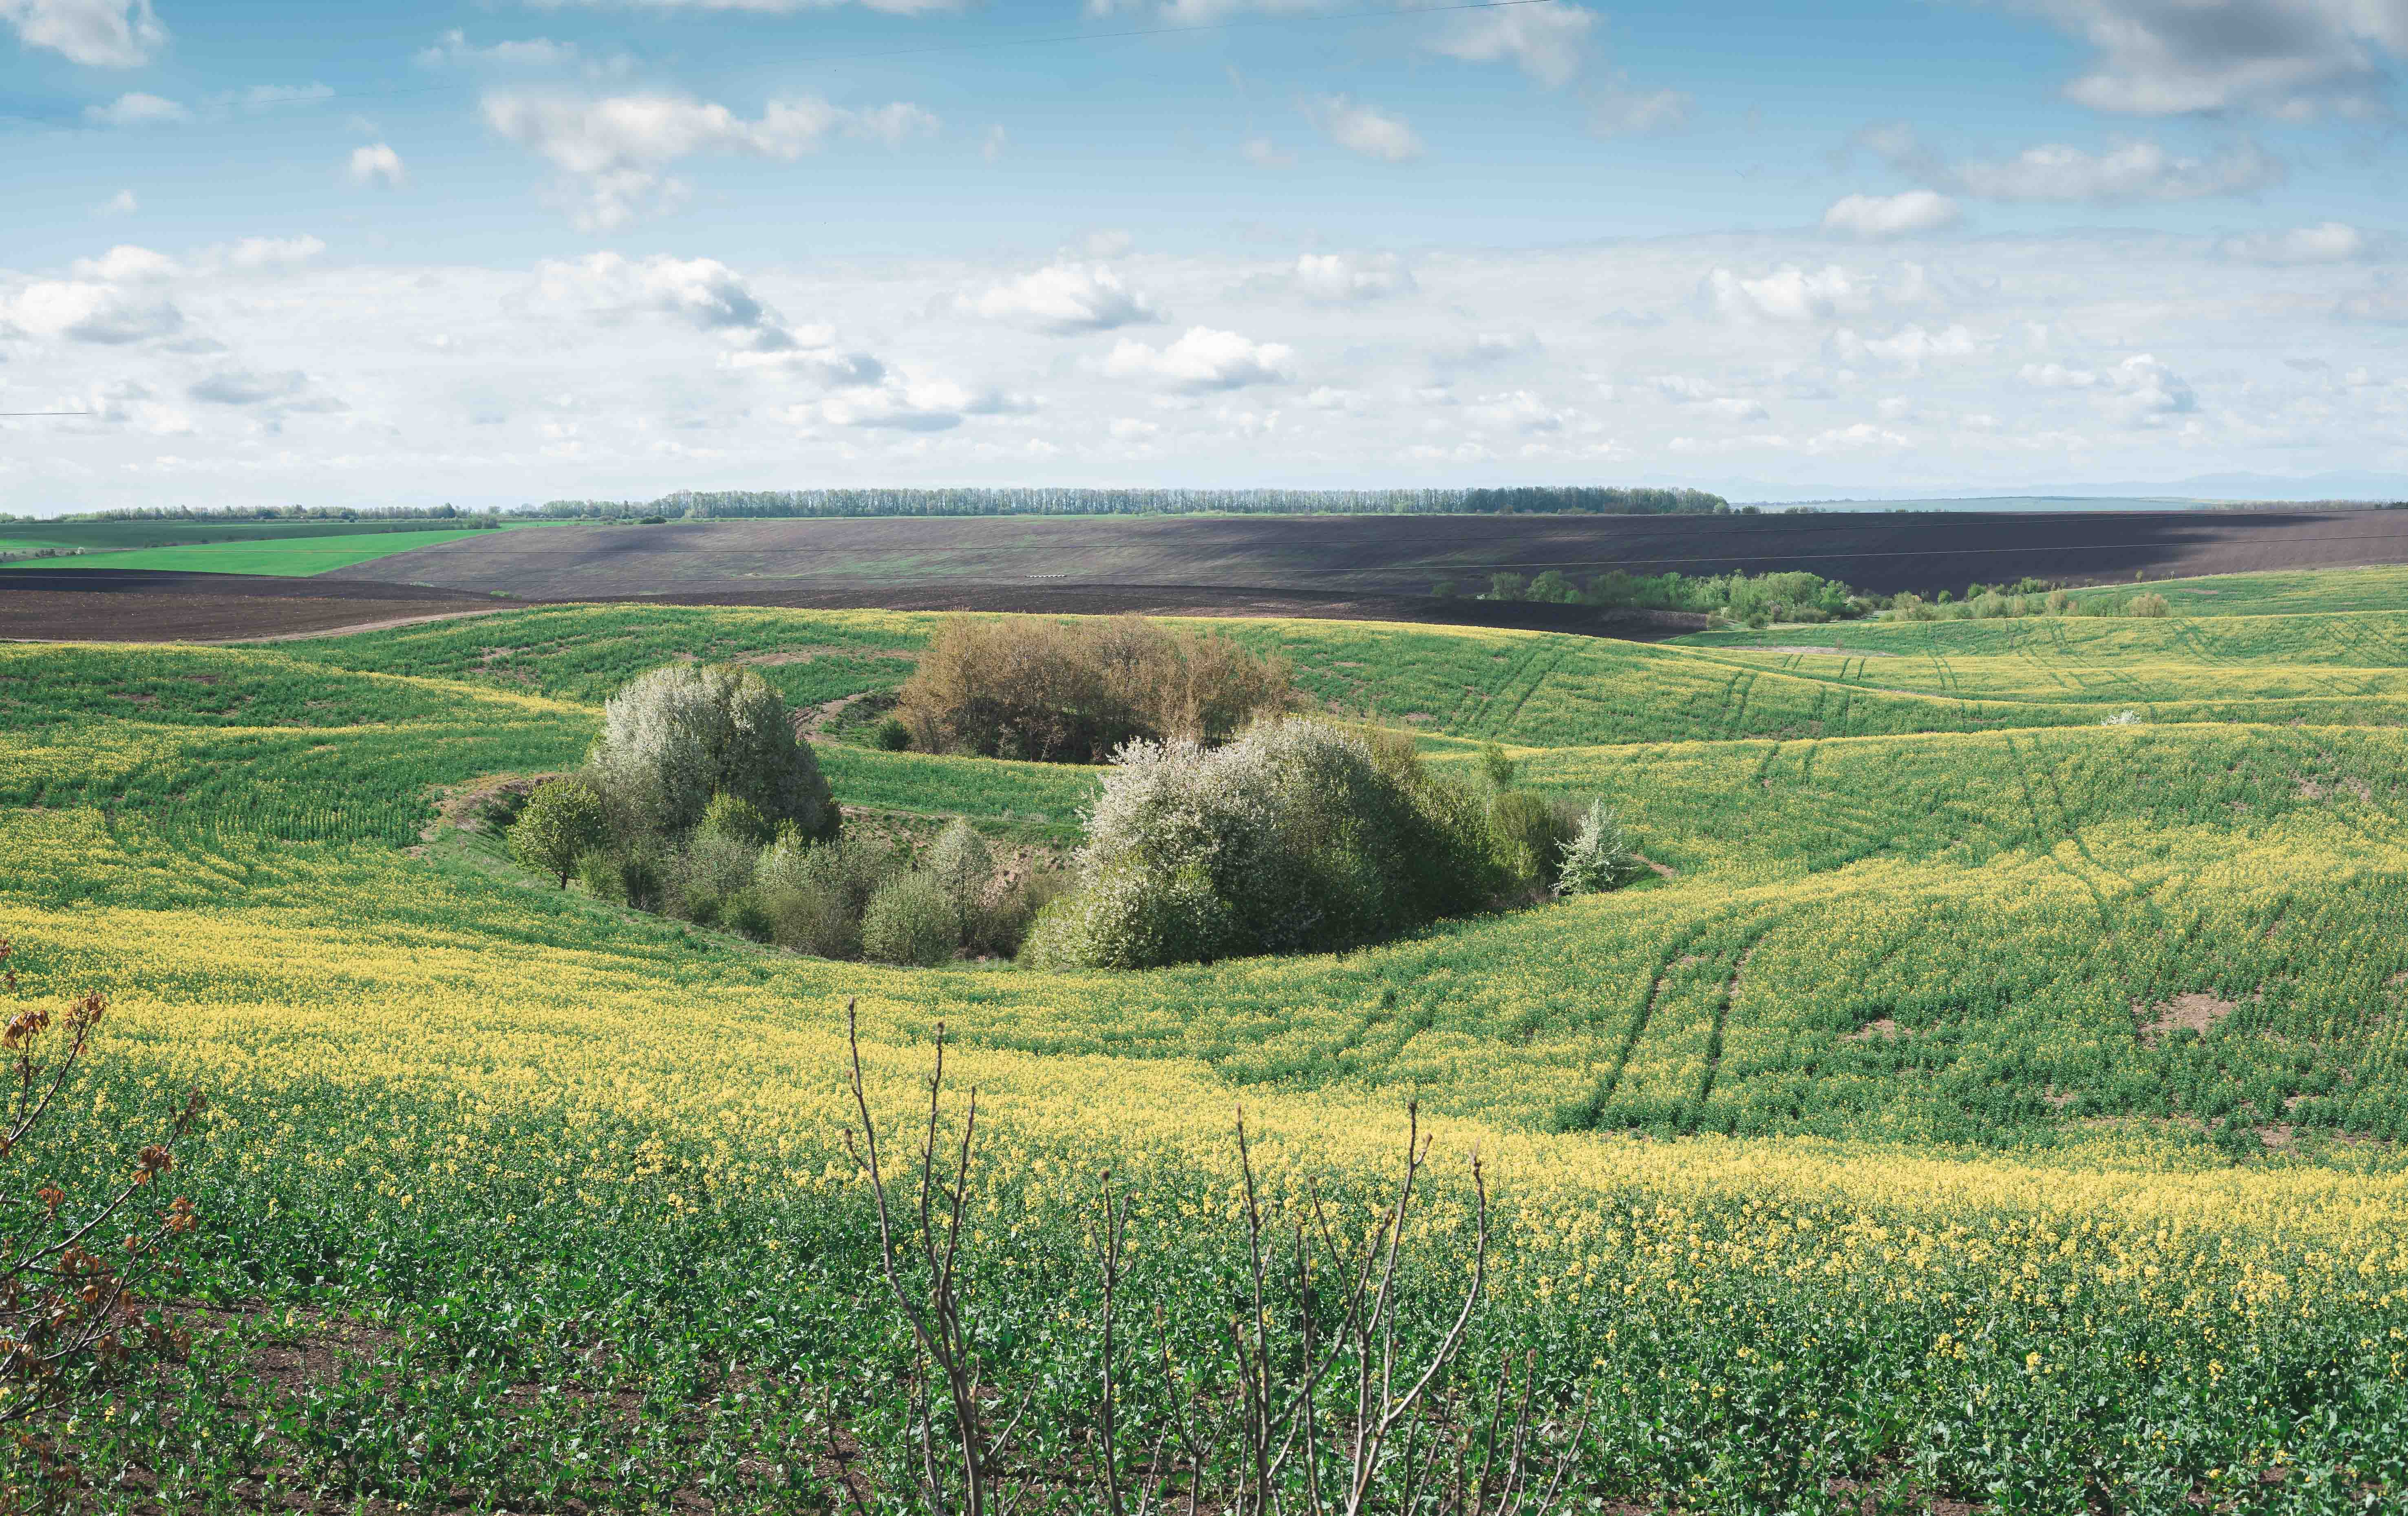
{"left": 526, "top": 485, "right": 1732, "bottom": 520}
{"left": 1, "top": 504, "right": 501, "bottom": 526}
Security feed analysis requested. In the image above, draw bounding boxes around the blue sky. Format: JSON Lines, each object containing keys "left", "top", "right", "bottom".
{"left": 3, "top": 0, "right": 2406, "bottom": 509}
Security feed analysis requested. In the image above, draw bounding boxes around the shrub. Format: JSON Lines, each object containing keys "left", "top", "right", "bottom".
{"left": 2045, "top": 588, "right": 2072, "bottom": 614}
{"left": 874, "top": 716, "right": 911, "bottom": 751}
{"left": 2127, "top": 592, "right": 2171, "bottom": 618}
{"left": 586, "top": 662, "right": 837, "bottom": 840}
{"left": 1555, "top": 800, "right": 1642, "bottom": 896}
{"left": 700, "top": 791, "right": 777, "bottom": 847}
{"left": 508, "top": 776, "right": 611, "bottom": 887}
{"left": 1044, "top": 718, "right": 1500, "bottom": 969}
{"left": 1480, "top": 743, "right": 1516, "bottom": 790}
{"left": 896, "top": 615, "right": 1293, "bottom": 763}
{"left": 976, "top": 866, "right": 1070, "bottom": 957}
{"left": 1488, "top": 789, "right": 1580, "bottom": 892}
{"left": 668, "top": 830, "right": 760, "bottom": 926}
{"left": 862, "top": 875, "right": 961, "bottom": 966}
{"left": 1891, "top": 595, "right": 1937, "bottom": 622}
{"left": 926, "top": 819, "right": 995, "bottom": 938}
{"left": 1021, "top": 863, "right": 1233, "bottom": 971}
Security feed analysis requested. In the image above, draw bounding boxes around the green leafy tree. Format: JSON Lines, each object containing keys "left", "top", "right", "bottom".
{"left": 586, "top": 663, "right": 837, "bottom": 840}
{"left": 508, "top": 777, "right": 611, "bottom": 887}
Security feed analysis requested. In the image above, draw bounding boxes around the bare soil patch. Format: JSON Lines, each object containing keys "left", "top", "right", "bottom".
{"left": 2136, "top": 992, "right": 2240, "bottom": 1046}
{"left": 1719, "top": 644, "right": 1900, "bottom": 657}
{"left": 0, "top": 568, "right": 497, "bottom": 643}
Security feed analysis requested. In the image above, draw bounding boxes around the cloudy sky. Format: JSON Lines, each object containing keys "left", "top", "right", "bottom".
{"left": 3, "top": 0, "right": 2406, "bottom": 511}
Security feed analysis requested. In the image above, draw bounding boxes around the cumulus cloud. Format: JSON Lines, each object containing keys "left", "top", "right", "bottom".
{"left": 2218, "top": 221, "right": 2368, "bottom": 264}
{"left": 1104, "top": 326, "right": 1294, "bottom": 391}
{"left": 484, "top": 91, "right": 940, "bottom": 229}
{"left": 83, "top": 91, "right": 185, "bottom": 126}
{"left": 0, "top": 280, "right": 181, "bottom": 344}
{"left": 1305, "top": 96, "right": 1421, "bottom": 162}
{"left": 535, "top": 250, "right": 886, "bottom": 384}
{"left": 1289, "top": 253, "right": 1415, "bottom": 303}
{"left": 1857, "top": 124, "right": 2283, "bottom": 205}
{"left": 2029, "top": 0, "right": 2408, "bottom": 118}
{"left": 962, "top": 262, "right": 1157, "bottom": 333}
{"left": 1589, "top": 77, "right": 1694, "bottom": 135}
{"left": 1426, "top": 2, "right": 1594, "bottom": 88}
{"left": 1704, "top": 265, "right": 1868, "bottom": 323}
{"left": 214, "top": 235, "right": 327, "bottom": 272}
{"left": 417, "top": 29, "right": 579, "bottom": 67}
{"left": 2021, "top": 352, "right": 2197, "bottom": 424}
{"left": 1822, "top": 190, "right": 1960, "bottom": 240}
{"left": 347, "top": 144, "right": 407, "bottom": 187}
{"left": 187, "top": 368, "right": 344, "bottom": 414}
{"left": 1832, "top": 323, "right": 1982, "bottom": 370}
{"left": 1, "top": 0, "right": 163, "bottom": 67}
{"left": 815, "top": 374, "right": 1031, "bottom": 432}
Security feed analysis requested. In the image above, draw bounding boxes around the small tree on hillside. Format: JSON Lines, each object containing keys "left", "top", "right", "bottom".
{"left": 509, "top": 776, "right": 611, "bottom": 887}
{"left": 1555, "top": 800, "right": 1643, "bottom": 897}
{"left": 586, "top": 663, "right": 838, "bottom": 840}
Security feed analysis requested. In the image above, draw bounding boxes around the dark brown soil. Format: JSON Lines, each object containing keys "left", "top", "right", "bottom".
{"left": 16, "top": 507, "right": 2408, "bottom": 643}
{"left": 0, "top": 570, "right": 501, "bottom": 643}
{"left": 318, "top": 508, "right": 2408, "bottom": 599}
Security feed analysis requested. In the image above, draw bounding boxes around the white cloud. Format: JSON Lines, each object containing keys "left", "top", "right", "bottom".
{"left": 1805, "top": 423, "right": 1910, "bottom": 453}
{"left": 1822, "top": 190, "right": 1960, "bottom": 240}
{"left": 1861, "top": 126, "right": 2285, "bottom": 206}
{"left": 981, "top": 124, "right": 1007, "bottom": 162}
{"left": 1833, "top": 323, "right": 1982, "bottom": 369}
{"left": 484, "top": 91, "right": 940, "bottom": 229}
{"left": 963, "top": 263, "right": 1159, "bottom": 334}
{"left": 535, "top": 250, "right": 887, "bottom": 385}
{"left": 1704, "top": 265, "right": 1868, "bottom": 323}
{"left": 2218, "top": 221, "right": 2368, "bottom": 264}
{"left": 96, "top": 188, "right": 136, "bottom": 215}
{"left": 1290, "top": 253, "right": 1415, "bottom": 303}
{"left": 1305, "top": 96, "right": 1421, "bottom": 162}
{"left": 1109, "top": 417, "right": 1160, "bottom": 440}
{"left": 418, "top": 29, "right": 579, "bottom": 67}
{"left": 1426, "top": 2, "right": 1594, "bottom": 88}
{"left": 816, "top": 374, "right": 1030, "bottom": 432}
{"left": 215, "top": 235, "right": 327, "bottom": 272}
{"left": 2030, "top": 0, "right": 2408, "bottom": 118}
{"left": 1104, "top": 326, "right": 1294, "bottom": 391}
{"left": 1241, "top": 136, "right": 1295, "bottom": 168}
{"left": 1589, "top": 77, "right": 1693, "bottom": 135}
{"left": 83, "top": 91, "right": 185, "bottom": 127}
{"left": 71, "top": 243, "right": 175, "bottom": 282}
{"left": 2335, "top": 276, "right": 2408, "bottom": 323}
{"left": 2021, "top": 351, "right": 2197, "bottom": 425}
{"left": 1953, "top": 139, "right": 2281, "bottom": 203}
{"left": 347, "top": 144, "right": 407, "bottom": 188}
{"left": 1, "top": 0, "right": 163, "bottom": 67}
{"left": 187, "top": 368, "right": 344, "bottom": 414}
{"left": 0, "top": 281, "right": 181, "bottom": 344}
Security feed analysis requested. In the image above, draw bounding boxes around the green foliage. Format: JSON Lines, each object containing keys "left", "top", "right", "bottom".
{"left": 587, "top": 662, "right": 837, "bottom": 840}
{"left": 505, "top": 777, "right": 609, "bottom": 887}
{"left": 1480, "top": 742, "right": 1516, "bottom": 789}
{"left": 1486, "top": 788, "right": 1579, "bottom": 891}
{"left": 698, "top": 791, "right": 776, "bottom": 847}
{"left": 874, "top": 716, "right": 911, "bottom": 751}
{"left": 925, "top": 819, "right": 994, "bottom": 937}
{"left": 860, "top": 873, "right": 961, "bottom": 966}
{"left": 2128, "top": 591, "right": 2172, "bottom": 618}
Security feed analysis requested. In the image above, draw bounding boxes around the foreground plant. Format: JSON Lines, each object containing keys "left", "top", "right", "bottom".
{"left": 840, "top": 997, "right": 1587, "bottom": 1514}
{"left": 0, "top": 942, "right": 203, "bottom": 1435}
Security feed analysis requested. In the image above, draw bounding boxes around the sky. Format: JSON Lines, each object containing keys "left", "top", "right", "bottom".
{"left": 2, "top": 0, "right": 2407, "bottom": 513}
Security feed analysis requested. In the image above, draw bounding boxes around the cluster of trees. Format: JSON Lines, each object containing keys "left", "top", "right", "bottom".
{"left": 892, "top": 617, "right": 1295, "bottom": 763}
{"left": 14, "top": 504, "right": 500, "bottom": 525}
{"left": 1452, "top": 568, "right": 1867, "bottom": 626}
{"left": 1023, "top": 722, "right": 1643, "bottom": 971}
{"left": 1893, "top": 584, "right": 2171, "bottom": 620}
{"left": 526, "top": 486, "right": 1731, "bottom": 520}
{"left": 504, "top": 663, "right": 1053, "bottom": 964}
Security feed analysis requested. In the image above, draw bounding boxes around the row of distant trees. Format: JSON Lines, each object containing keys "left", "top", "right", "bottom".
{"left": 4, "top": 503, "right": 502, "bottom": 526}
{"left": 530, "top": 486, "right": 1733, "bottom": 519}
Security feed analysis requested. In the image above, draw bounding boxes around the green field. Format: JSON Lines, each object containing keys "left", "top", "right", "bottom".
{"left": 2, "top": 586, "right": 2405, "bottom": 1509}
{"left": 9, "top": 525, "right": 515, "bottom": 576}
